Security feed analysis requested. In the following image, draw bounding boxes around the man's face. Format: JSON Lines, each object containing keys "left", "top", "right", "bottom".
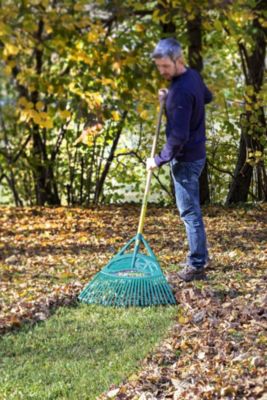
{"left": 154, "top": 56, "right": 183, "bottom": 80}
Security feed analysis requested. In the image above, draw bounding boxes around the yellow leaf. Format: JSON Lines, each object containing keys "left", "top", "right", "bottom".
{"left": 180, "top": 339, "right": 189, "bottom": 349}
{"left": 30, "top": 110, "right": 54, "bottom": 129}
{"left": 60, "top": 272, "right": 75, "bottom": 279}
{"left": 140, "top": 110, "right": 150, "bottom": 120}
{"left": 259, "top": 18, "right": 267, "bottom": 28}
{"left": 128, "top": 373, "right": 139, "bottom": 382}
{"left": 50, "top": 38, "right": 66, "bottom": 49}
{"left": 135, "top": 23, "right": 144, "bottom": 32}
{"left": 19, "top": 110, "right": 31, "bottom": 123}
{"left": 85, "top": 92, "right": 103, "bottom": 108}
{"left": 111, "top": 111, "right": 120, "bottom": 121}
{"left": 41, "top": 119, "right": 53, "bottom": 129}
{"left": 8, "top": 60, "right": 17, "bottom": 68}
{"left": 45, "top": 24, "right": 53, "bottom": 34}
{"left": 36, "top": 101, "right": 45, "bottom": 111}
{"left": 112, "top": 62, "right": 121, "bottom": 74}
{"left": 86, "top": 137, "right": 94, "bottom": 146}
{"left": 152, "top": 9, "right": 160, "bottom": 22}
{"left": 32, "top": 113, "right": 42, "bottom": 125}
{"left": 87, "top": 31, "right": 99, "bottom": 42}
{"left": 76, "top": 40, "right": 84, "bottom": 50}
{"left": 4, "top": 43, "right": 19, "bottom": 56}
{"left": 18, "top": 97, "right": 28, "bottom": 107}
{"left": 178, "top": 315, "right": 189, "bottom": 324}
{"left": 59, "top": 110, "right": 71, "bottom": 119}
{"left": 160, "top": 13, "right": 171, "bottom": 24}
{"left": 47, "top": 85, "right": 55, "bottom": 94}
{"left": 4, "top": 65, "right": 12, "bottom": 76}
{"left": 203, "top": 21, "right": 212, "bottom": 30}
{"left": 25, "top": 101, "right": 34, "bottom": 110}
{"left": 39, "top": 111, "right": 48, "bottom": 119}
{"left": 68, "top": 82, "right": 77, "bottom": 92}
{"left": 255, "top": 151, "right": 262, "bottom": 157}
{"left": 256, "top": 334, "right": 267, "bottom": 345}
{"left": 101, "top": 78, "right": 117, "bottom": 89}
{"left": 79, "top": 236, "right": 88, "bottom": 243}
{"left": 101, "top": 78, "right": 113, "bottom": 85}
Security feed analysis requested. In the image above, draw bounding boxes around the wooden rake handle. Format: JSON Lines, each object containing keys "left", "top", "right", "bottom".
{"left": 137, "top": 89, "right": 168, "bottom": 236}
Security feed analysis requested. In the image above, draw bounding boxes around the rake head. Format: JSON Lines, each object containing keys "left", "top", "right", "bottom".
{"left": 78, "top": 235, "right": 176, "bottom": 307}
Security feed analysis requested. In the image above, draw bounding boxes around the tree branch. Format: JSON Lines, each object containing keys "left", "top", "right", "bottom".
{"left": 238, "top": 42, "right": 250, "bottom": 86}
{"left": 114, "top": 150, "right": 173, "bottom": 199}
{"left": 51, "top": 123, "right": 70, "bottom": 162}
{"left": 12, "top": 134, "right": 32, "bottom": 163}
{"left": 207, "top": 159, "right": 234, "bottom": 178}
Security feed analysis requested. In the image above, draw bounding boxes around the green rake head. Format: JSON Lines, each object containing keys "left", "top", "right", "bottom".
{"left": 78, "top": 234, "right": 176, "bottom": 307}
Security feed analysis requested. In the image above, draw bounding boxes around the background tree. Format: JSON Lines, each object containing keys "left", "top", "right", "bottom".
{"left": 0, "top": 0, "right": 266, "bottom": 206}
{"left": 226, "top": 0, "right": 267, "bottom": 203}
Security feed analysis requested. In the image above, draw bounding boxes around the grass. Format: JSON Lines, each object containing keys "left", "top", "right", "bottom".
{"left": 0, "top": 303, "right": 177, "bottom": 400}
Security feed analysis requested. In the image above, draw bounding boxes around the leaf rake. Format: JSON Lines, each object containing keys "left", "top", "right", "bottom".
{"left": 79, "top": 90, "right": 176, "bottom": 307}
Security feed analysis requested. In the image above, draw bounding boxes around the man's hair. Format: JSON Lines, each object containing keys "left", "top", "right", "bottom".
{"left": 151, "top": 38, "right": 182, "bottom": 60}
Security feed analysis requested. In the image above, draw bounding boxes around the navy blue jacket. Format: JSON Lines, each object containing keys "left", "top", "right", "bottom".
{"left": 155, "top": 68, "right": 212, "bottom": 166}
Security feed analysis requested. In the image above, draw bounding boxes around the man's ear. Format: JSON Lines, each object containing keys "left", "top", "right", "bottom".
{"left": 177, "top": 55, "right": 185, "bottom": 66}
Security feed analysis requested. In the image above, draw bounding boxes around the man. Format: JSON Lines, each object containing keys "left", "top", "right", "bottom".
{"left": 146, "top": 37, "right": 212, "bottom": 282}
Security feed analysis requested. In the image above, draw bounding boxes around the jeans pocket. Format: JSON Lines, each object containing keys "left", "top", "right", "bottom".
{"left": 171, "top": 159, "right": 206, "bottom": 184}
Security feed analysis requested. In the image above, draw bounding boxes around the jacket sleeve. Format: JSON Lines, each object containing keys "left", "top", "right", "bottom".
{"left": 155, "top": 91, "right": 193, "bottom": 167}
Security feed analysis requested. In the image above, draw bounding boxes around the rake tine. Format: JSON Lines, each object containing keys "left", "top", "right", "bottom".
{"left": 157, "top": 278, "right": 166, "bottom": 304}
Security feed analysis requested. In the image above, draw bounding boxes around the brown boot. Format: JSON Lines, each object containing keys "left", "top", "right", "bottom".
{"left": 177, "top": 265, "right": 206, "bottom": 282}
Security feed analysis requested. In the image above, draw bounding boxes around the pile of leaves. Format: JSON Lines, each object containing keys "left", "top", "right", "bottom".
{"left": 100, "top": 282, "right": 266, "bottom": 400}
{"left": 0, "top": 204, "right": 266, "bottom": 398}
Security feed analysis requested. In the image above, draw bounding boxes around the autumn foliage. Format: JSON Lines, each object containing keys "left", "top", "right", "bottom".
{"left": 0, "top": 0, "right": 266, "bottom": 206}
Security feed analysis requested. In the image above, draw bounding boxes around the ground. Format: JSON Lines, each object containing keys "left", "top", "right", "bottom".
{"left": 0, "top": 204, "right": 266, "bottom": 399}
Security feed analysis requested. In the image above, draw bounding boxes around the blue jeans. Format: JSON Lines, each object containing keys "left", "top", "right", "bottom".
{"left": 171, "top": 158, "right": 208, "bottom": 269}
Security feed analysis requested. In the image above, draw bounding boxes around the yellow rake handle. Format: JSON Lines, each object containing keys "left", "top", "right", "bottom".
{"left": 137, "top": 91, "right": 168, "bottom": 237}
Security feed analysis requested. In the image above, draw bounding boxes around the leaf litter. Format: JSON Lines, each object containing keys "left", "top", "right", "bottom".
{"left": 0, "top": 204, "right": 266, "bottom": 399}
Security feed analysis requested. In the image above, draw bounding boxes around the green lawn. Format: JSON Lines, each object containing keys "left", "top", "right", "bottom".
{"left": 0, "top": 303, "right": 177, "bottom": 400}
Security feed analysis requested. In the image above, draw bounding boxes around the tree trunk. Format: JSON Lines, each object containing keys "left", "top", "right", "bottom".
{"left": 0, "top": 171, "right": 23, "bottom": 206}
{"left": 226, "top": 0, "right": 266, "bottom": 203}
{"left": 46, "top": 163, "right": 61, "bottom": 205}
{"left": 187, "top": 12, "right": 210, "bottom": 205}
{"left": 256, "top": 162, "right": 267, "bottom": 201}
{"left": 9, "top": 169, "right": 23, "bottom": 206}
{"left": 32, "top": 127, "right": 47, "bottom": 206}
{"left": 226, "top": 132, "right": 253, "bottom": 204}
{"left": 30, "top": 19, "right": 61, "bottom": 206}
{"left": 80, "top": 156, "right": 84, "bottom": 204}
{"left": 85, "top": 137, "right": 97, "bottom": 206}
{"left": 187, "top": 13, "right": 203, "bottom": 72}
{"left": 94, "top": 111, "right": 127, "bottom": 204}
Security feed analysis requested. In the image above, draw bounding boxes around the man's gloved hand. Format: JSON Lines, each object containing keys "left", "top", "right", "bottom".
{"left": 146, "top": 157, "right": 157, "bottom": 171}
